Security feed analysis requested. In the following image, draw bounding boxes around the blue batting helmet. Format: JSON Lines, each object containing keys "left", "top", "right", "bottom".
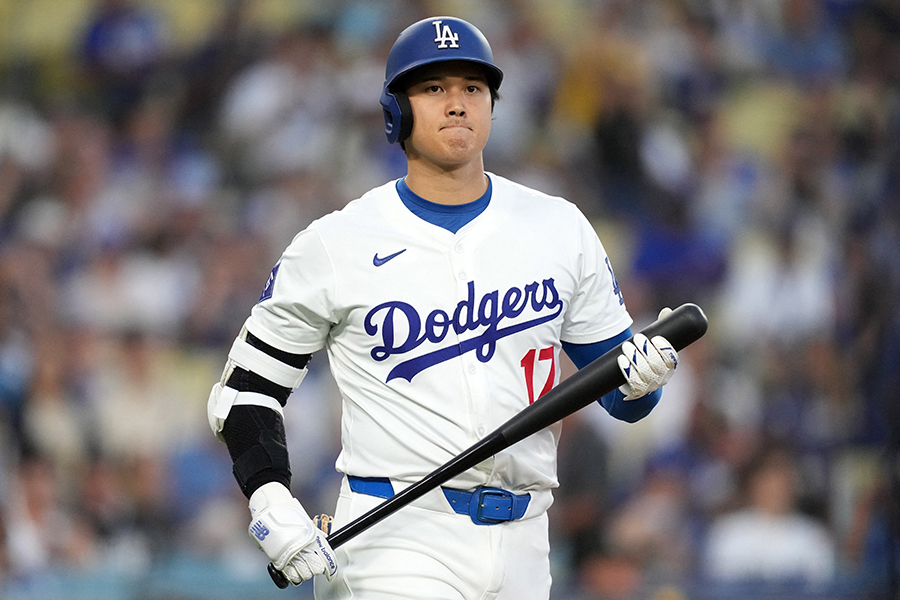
{"left": 380, "top": 16, "right": 503, "bottom": 144}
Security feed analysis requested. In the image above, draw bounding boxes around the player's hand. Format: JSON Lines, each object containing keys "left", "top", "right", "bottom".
{"left": 617, "top": 309, "right": 678, "bottom": 400}
{"left": 248, "top": 482, "right": 338, "bottom": 585}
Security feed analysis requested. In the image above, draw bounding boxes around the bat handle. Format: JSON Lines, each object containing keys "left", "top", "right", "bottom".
{"left": 268, "top": 563, "right": 290, "bottom": 589}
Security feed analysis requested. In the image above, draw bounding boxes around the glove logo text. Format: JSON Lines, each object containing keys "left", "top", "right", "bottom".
{"left": 250, "top": 521, "right": 270, "bottom": 541}
{"left": 317, "top": 537, "right": 337, "bottom": 573}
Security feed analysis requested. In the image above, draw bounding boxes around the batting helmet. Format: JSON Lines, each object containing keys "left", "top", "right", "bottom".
{"left": 380, "top": 16, "right": 503, "bottom": 144}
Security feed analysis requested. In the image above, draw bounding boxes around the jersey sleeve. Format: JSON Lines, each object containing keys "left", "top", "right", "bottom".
{"left": 560, "top": 208, "right": 632, "bottom": 344}
{"left": 244, "top": 226, "right": 336, "bottom": 355}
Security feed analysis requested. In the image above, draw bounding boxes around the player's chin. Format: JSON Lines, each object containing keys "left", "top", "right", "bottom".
{"left": 443, "top": 132, "right": 487, "bottom": 156}
{"left": 444, "top": 138, "right": 475, "bottom": 154}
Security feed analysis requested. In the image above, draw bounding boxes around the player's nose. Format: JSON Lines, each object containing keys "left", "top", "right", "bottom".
{"left": 446, "top": 89, "right": 466, "bottom": 117}
{"left": 447, "top": 99, "right": 466, "bottom": 117}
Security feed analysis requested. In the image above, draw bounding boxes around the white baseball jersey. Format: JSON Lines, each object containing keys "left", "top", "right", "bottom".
{"left": 243, "top": 173, "right": 631, "bottom": 497}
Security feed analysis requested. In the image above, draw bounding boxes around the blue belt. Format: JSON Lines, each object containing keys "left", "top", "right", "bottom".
{"left": 347, "top": 476, "right": 531, "bottom": 526}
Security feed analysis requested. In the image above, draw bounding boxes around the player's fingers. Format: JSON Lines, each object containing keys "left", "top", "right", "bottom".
{"left": 650, "top": 335, "right": 678, "bottom": 370}
{"left": 617, "top": 350, "right": 649, "bottom": 398}
{"left": 618, "top": 341, "right": 639, "bottom": 379}
{"left": 648, "top": 335, "right": 677, "bottom": 388}
{"left": 632, "top": 334, "right": 667, "bottom": 378}
{"left": 281, "top": 560, "right": 308, "bottom": 586}
{"left": 620, "top": 335, "right": 678, "bottom": 399}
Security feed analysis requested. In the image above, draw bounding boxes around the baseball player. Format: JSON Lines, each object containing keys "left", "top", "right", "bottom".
{"left": 207, "top": 16, "right": 678, "bottom": 600}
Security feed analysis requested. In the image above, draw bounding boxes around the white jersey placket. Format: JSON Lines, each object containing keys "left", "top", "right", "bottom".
{"left": 446, "top": 221, "right": 497, "bottom": 458}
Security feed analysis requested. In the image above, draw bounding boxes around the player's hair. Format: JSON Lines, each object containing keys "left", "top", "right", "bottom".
{"left": 380, "top": 16, "right": 503, "bottom": 145}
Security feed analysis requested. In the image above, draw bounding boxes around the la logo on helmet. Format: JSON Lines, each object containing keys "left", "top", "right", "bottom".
{"left": 432, "top": 20, "right": 459, "bottom": 49}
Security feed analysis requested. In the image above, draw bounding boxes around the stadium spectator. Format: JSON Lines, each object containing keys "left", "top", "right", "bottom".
{"left": 703, "top": 444, "right": 837, "bottom": 583}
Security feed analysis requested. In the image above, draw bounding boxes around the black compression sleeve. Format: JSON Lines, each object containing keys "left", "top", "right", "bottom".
{"left": 221, "top": 404, "right": 292, "bottom": 498}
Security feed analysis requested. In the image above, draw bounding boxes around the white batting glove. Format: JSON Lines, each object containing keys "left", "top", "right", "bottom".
{"left": 248, "top": 482, "right": 338, "bottom": 585}
{"left": 617, "top": 309, "right": 678, "bottom": 400}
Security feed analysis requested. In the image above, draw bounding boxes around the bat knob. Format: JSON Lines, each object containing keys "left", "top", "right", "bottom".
{"left": 268, "top": 562, "right": 290, "bottom": 589}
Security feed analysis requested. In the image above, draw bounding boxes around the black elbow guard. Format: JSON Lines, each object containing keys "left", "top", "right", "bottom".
{"left": 221, "top": 404, "right": 292, "bottom": 498}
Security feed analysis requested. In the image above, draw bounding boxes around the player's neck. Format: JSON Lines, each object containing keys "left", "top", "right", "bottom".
{"left": 404, "top": 158, "right": 488, "bottom": 206}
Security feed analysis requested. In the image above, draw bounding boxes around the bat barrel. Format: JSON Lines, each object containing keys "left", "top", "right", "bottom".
{"left": 642, "top": 303, "right": 708, "bottom": 351}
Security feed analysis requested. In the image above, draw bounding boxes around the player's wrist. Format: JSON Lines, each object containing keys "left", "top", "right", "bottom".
{"left": 243, "top": 470, "right": 291, "bottom": 500}
{"left": 249, "top": 481, "right": 295, "bottom": 513}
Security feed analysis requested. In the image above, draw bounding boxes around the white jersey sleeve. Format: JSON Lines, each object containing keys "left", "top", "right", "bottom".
{"left": 559, "top": 206, "right": 631, "bottom": 344}
{"left": 244, "top": 228, "right": 336, "bottom": 355}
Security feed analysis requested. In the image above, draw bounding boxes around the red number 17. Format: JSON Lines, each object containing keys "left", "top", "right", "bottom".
{"left": 520, "top": 346, "right": 556, "bottom": 404}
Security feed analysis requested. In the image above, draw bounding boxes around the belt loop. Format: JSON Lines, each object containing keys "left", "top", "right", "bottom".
{"left": 348, "top": 476, "right": 395, "bottom": 499}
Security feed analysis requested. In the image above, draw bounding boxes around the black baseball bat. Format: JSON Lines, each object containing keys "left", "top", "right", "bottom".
{"left": 268, "top": 302, "right": 708, "bottom": 588}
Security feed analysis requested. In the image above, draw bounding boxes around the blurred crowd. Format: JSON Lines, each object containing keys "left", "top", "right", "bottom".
{"left": 0, "top": 0, "right": 898, "bottom": 598}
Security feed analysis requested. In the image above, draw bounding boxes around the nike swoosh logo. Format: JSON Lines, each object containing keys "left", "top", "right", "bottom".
{"left": 373, "top": 249, "right": 407, "bottom": 266}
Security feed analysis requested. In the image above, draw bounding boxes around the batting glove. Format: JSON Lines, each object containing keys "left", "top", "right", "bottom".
{"left": 617, "top": 309, "right": 679, "bottom": 401}
{"left": 248, "top": 482, "right": 338, "bottom": 585}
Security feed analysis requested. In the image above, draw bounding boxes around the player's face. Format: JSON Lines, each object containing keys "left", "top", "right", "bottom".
{"left": 404, "top": 61, "right": 492, "bottom": 170}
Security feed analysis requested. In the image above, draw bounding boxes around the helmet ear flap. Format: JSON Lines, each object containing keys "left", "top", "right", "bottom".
{"left": 395, "top": 92, "right": 413, "bottom": 145}
{"left": 380, "top": 89, "right": 414, "bottom": 145}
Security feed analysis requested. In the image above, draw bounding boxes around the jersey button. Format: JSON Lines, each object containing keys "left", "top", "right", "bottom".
{"left": 468, "top": 364, "right": 477, "bottom": 374}
{"left": 455, "top": 244, "right": 464, "bottom": 253}
{"left": 458, "top": 271, "right": 468, "bottom": 280}
{"left": 477, "top": 426, "right": 485, "bottom": 435}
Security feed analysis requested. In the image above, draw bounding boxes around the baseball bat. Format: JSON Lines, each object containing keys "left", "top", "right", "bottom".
{"left": 268, "top": 302, "right": 708, "bottom": 588}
